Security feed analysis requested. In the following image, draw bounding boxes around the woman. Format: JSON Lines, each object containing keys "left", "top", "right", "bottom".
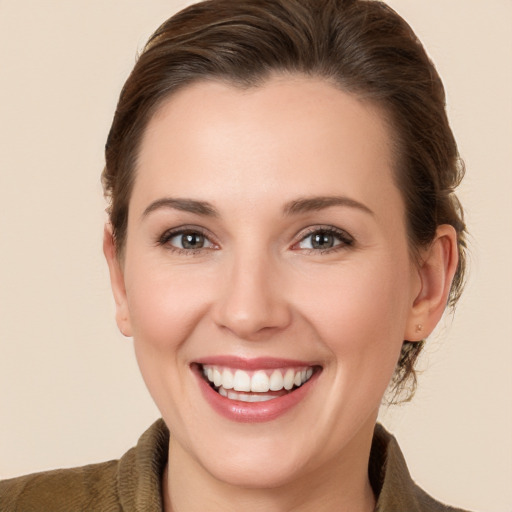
{"left": 0, "top": 0, "right": 474, "bottom": 510}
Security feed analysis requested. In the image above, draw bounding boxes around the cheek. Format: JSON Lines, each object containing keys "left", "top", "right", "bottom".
{"left": 297, "top": 261, "right": 413, "bottom": 433}
{"left": 292, "top": 256, "right": 412, "bottom": 372}
{"left": 125, "top": 265, "right": 211, "bottom": 352}
{"left": 124, "top": 264, "right": 215, "bottom": 423}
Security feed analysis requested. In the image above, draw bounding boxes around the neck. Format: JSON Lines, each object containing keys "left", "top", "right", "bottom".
{"left": 162, "top": 423, "right": 377, "bottom": 512}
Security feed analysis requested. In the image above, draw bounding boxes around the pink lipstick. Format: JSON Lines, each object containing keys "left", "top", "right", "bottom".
{"left": 192, "top": 357, "right": 321, "bottom": 423}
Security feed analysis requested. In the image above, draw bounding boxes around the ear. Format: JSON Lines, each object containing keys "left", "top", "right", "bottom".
{"left": 103, "top": 224, "right": 133, "bottom": 337}
{"left": 405, "top": 224, "right": 459, "bottom": 341}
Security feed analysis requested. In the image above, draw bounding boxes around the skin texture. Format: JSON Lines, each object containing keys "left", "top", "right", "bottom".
{"left": 104, "top": 76, "right": 458, "bottom": 512}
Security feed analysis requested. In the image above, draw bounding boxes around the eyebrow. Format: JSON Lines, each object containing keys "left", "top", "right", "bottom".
{"left": 141, "top": 195, "right": 374, "bottom": 219}
{"left": 142, "top": 198, "right": 219, "bottom": 218}
{"left": 283, "top": 196, "right": 374, "bottom": 216}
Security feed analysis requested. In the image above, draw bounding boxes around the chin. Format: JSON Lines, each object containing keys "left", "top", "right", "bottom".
{"left": 198, "top": 449, "right": 310, "bottom": 490}
{"left": 169, "top": 419, "right": 317, "bottom": 490}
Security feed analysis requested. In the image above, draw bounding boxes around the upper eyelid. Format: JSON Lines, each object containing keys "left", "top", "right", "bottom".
{"left": 160, "top": 224, "right": 213, "bottom": 236}
{"left": 295, "top": 225, "right": 354, "bottom": 241}
{"left": 158, "top": 225, "right": 218, "bottom": 245}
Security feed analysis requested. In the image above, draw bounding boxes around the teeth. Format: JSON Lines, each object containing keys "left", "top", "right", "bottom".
{"left": 213, "top": 368, "right": 222, "bottom": 387}
{"left": 221, "top": 368, "right": 234, "bottom": 389}
{"left": 233, "top": 370, "right": 251, "bottom": 392}
{"left": 269, "top": 370, "right": 284, "bottom": 391}
{"left": 283, "top": 369, "right": 295, "bottom": 390}
{"left": 202, "top": 365, "right": 315, "bottom": 395}
{"left": 251, "top": 371, "right": 270, "bottom": 392}
{"left": 223, "top": 388, "right": 276, "bottom": 402}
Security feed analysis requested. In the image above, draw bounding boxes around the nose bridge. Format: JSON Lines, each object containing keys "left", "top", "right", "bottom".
{"left": 213, "top": 242, "right": 291, "bottom": 339}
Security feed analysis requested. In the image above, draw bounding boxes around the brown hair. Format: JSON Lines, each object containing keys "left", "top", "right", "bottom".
{"left": 102, "top": 0, "right": 467, "bottom": 401}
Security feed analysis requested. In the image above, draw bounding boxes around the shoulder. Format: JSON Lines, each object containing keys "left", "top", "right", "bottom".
{"left": 0, "top": 459, "right": 121, "bottom": 512}
{"left": 0, "top": 419, "right": 169, "bottom": 512}
{"left": 372, "top": 423, "right": 475, "bottom": 512}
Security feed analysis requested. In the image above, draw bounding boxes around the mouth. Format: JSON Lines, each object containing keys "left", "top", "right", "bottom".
{"left": 192, "top": 357, "right": 322, "bottom": 422}
{"left": 194, "top": 360, "right": 320, "bottom": 404}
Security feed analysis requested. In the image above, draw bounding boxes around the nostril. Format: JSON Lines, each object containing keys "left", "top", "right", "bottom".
{"left": 211, "top": 269, "right": 292, "bottom": 339}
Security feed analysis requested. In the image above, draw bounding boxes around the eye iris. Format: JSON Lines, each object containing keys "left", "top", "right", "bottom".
{"left": 311, "top": 232, "right": 334, "bottom": 249}
{"left": 182, "top": 233, "right": 204, "bottom": 249}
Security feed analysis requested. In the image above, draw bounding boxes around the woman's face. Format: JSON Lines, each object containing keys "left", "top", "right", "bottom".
{"left": 111, "top": 76, "right": 423, "bottom": 487}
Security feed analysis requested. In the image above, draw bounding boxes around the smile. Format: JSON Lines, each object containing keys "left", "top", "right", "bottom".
{"left": 193, "top": 357, "right": 321, "bottom": 422}
{"left": 202, "top": 365, "right": 315, "bottom": 402}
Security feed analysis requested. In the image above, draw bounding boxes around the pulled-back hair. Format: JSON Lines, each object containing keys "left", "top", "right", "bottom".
{"left": 102, "top": 0, "right": 466, "bottom": 401}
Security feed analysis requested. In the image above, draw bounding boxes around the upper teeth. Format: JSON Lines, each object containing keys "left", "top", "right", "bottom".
{"left": 203, "top": 365, "right": 314, "bottom": 393}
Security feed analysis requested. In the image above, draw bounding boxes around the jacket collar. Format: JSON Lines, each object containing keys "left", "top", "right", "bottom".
{"left": 118, "top": 419, "right": 466, "bottom": 512}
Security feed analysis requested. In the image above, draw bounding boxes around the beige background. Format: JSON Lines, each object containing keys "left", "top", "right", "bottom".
{"left": 0, "top": 1, "right": 511, "bottom": 510}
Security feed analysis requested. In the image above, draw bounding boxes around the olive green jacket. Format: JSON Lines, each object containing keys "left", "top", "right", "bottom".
{"left": 0, "top": 420, "right": 472, "bottom": 511}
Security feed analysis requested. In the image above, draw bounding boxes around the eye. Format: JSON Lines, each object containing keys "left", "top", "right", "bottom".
{"left": 159, "top": 228, "right": 216, "bottom": 252}
{"left": 295, "top": 227, "right": 353, "bottom": 252}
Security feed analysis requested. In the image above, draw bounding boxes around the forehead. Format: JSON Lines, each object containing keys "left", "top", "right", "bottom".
{"left": 133, "top": 76, "right": 402, "bottom": 220}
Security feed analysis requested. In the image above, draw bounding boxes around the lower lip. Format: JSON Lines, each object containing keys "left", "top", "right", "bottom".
{"left": 194, "top": 366, "right": 319, "bottom": 423}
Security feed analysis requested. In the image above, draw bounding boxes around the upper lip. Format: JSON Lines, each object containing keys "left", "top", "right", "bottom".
{"left": 193, "top": 356, "right": 320, "bottom": 370}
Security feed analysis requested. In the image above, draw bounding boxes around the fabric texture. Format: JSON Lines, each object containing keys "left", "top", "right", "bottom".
{"left": 0, "top": 420, "right": 472, "bottom": 511}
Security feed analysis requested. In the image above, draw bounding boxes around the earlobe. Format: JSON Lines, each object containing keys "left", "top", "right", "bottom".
{"left": 103, "top": 224, "right": 133, "bottom": 338}
{"left": 405, "top": 225, "right": 459, "bottom": 341}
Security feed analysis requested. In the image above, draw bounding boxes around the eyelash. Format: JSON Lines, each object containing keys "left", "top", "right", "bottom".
{"left": 293, "top": 226, "right": 354, "bottom": 254}
{"left": 157, "top": 225, "right": 354, "bottom": 255}
{"left": 157, "top": 226, "right": 217, "bottom": 255}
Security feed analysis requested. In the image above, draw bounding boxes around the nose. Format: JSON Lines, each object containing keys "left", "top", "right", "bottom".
{"left": 212, "top": 250, "right": 292, "bottom": 340}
